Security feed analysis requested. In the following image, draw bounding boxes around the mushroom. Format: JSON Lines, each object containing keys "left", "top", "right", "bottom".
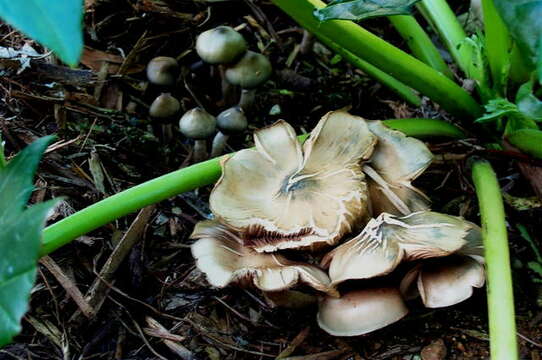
{"left": 146, "top": 56, "right": 179, "bottom": 86}
{"left": 179, "top": 108, "right": 216, "bottom": 162}
{"left": 191, "top": 220, "right": 337, "bottom": 295}
{"left": 400, "top": 227, "right": 485, "bottom": 308}
{"left": 322, "top": 211, "right": 480, "bottom": 286}
{"left": 317, "top": 287, "right": 408, "bottom": 336}
{"left": 364, "top": 120, "right": 433, "bottom": 216}
{"left": 225, "top": 50, "right": 272, "bottom": 111}
{"left": 149, "top": 93, "right": 180, "bottom": 119}
{"left": 196, "top": 26, "right": 248, "bottom": 105}
{"left": 196, "top": 26, "right": 248, "bottom": 65}
{"left": 210, "top": 106, "right": 248, "bottom": 158}
{"left": 210, "top": 110, "right": 376, "bottom": 252}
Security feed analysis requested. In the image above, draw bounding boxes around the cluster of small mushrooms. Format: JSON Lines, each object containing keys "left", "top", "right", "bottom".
{"left": 191, "top": 110, "right": 485, "bottom": 336}
{"left": 145, "top": 25, "right": 272, "bottom": 162}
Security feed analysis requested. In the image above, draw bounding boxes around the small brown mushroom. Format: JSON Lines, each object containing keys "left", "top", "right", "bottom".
{"left": 317, "top": 287, "right": 408, "bottom": 336}
{"left": 210, "top": 106, "right": 248, "bottom": 158}
{"left": 146, "top": 56, "right": 179, "bottom": 86}
{"left": 149, "top": 93, "right": 180, "bottom": 119}
{"left": 196, "top": 26, "right": 248, "bottom": 65}
{"left": 210, "top": 110, "right": 376, "bottom": 252}
{"left": 191, "top": 220, "right": 337, "bottom": 295}
{"left": 225, "top": 50, "right": 272, "bottom": 111}
{"left": 179, "top": 108, "right": 216, "bottom": 162}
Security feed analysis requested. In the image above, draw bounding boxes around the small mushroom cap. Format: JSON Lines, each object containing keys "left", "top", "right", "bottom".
{"left": 146, "top": 56, "right": 179, "bottom": 86}
{"left": 196, "top": 26, "right": 248, "bottom": 64}
{"left": 323, "top": 211, "right": 476, "bottom": 285}
{"left": 400, "top": 255, "right": 485, "bottom": 308}
{"left": 317, "top": 288, "right": 408, "bottom": 336}
{"left": 365, "top": 121, "right": 433, "bottom": 216}
{"left": 190, "top": 220, "right": 337, "bottom": 295}
{"left": 210, "top": 110, "right": 376, "bottom": 252}
{"left": 225, "top": 50, "right": 272, "bottom": 89}
{"left": 179, "top": 108, "right": 217, "bottom": 139}
{"left": 217, "top": 106, "right": 248, "bottom": 134}
{"left": 149, "top": 93, "right": 180, "bottom": 118}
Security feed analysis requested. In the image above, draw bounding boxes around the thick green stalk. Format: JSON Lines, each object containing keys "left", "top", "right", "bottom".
{"left": 471, "top": 159, "right": 518, "bottom": 360}
{"left": 388, "top": 15, "right": 453, "bottom": 79}
{"left": 383, "top": 118, "right": 465, "bottom": 138}
{"left": 41, "top": 118, "right": 464, "bottom": 255}
{"left": 507, "top": 129, "right": 542, "bottom": 159}
{"left": 482, "top": 0, "right": 510, "bottom": 96}
{"left": 272, "top": 0, "right": 482, "bottom": 118}
{"left": 319, "top": 33, "right": 421, "bottom": 106}
{"left": 417, "top": 0, "right": 472, "bottom": 76}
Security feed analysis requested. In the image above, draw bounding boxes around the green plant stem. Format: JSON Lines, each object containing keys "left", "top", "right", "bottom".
{"left": 383, "top": 118, "right": 465, "bottom": 138}
{"left": 0, "top": 136, "right": 6, "bottom": 168}
{"left": 41, "top": 118, "right": 465, "bottom": 255}
{"left": 417, "top": 0, "right": 472, "bottom": 76}
{"left": 388, "top": 15, "right": 453, "bottom": 79}
{"left": 482, "top": 0, "right": 510, "bottom": 97}
{"left": 507, "top": 129, "right": 542, "bottom": 159}
{"left": 271, "top": 0, "right": 482, "bottom": 118}
{"left": 509, "top": 44, "right": 531, "bottom": 84}
{"left": 319, "top": 33, "right": 421, "bottom": 106}
{"left": 471, "top": 159, "right": 518, "bottom": 360}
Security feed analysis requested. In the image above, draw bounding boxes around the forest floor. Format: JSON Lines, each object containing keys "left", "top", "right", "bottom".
{"left": 0, "top": 0, "right": 541, "bottom": 359}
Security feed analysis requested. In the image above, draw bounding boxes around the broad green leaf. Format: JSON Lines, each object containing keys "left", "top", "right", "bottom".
{"left": 493, "top": 0, "right": 542, "bottom": 83}
{"left": 516, "top": 79, "right": 542, "bottom": 121}
{"left": 314, "top": 0, "right": 421, "bottom": 21}
{"left": 475, "top": 98, "right": 521, "bottom": 124}
{"left": 0, "top": 0, "right": 83, "bottom": 66}
{"left": 507, "top": 128, "right": 542, "bottom": 159}
{"left": 0, "top": 136, "right": 59, "bottom": 347}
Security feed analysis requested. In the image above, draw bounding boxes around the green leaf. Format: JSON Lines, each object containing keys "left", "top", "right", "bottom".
{"left": 0, "top": 0, "right": 83, "bottom": 66}
{"left": 493, "top": 0, "right": 542, "bottom": 83}
{"left": 0, "top": 136, "right": 59, "bottom": 347}
{"left": 475, "top": 98, "right": 520, "bottom": 124}
{"left": 314, "top": 0, "right": 421, "bottom": 21}
{"left": 507, "top": 128, "right": 542, "bottom": 159}
{"left": 516, "top": 78, "right": 542, "bottom": 121}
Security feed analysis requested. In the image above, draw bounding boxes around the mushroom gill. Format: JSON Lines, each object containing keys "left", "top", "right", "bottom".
{"left": 190, "top": 220, "right": 337, "bottom": 296}
{"left": 365, "top": 120, "right": 433, "bottom": 216}
{"left": 210, "top": 110, "right": 377, "bottom": 252}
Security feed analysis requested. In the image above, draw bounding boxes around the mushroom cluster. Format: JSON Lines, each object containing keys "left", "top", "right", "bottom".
{"left": 190, "top": 110, "right": 485, "bottom": 336}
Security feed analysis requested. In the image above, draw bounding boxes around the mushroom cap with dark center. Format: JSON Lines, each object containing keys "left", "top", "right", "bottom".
{"left": 146, "top": 56, "right": 179, "bottom": 86}
{"left": 210, "top": 110, "right": 376, "bottom": 252}
{"left": 196, "top": 26, "right": 248, "bottom": 64}
{"left": 217, "top": 106, "right": 248, "bottom": 135}
{"left": 317, "top": 287, "right": 408, "bottom": 336}
{"left": 149, "top": 93, "right": 180, "bottom": 118}
{"left": 225, "top": 50, "right": 272, "bottom": 89}
{"left": 179, "top": 108, "right": 217, "bottom": 139}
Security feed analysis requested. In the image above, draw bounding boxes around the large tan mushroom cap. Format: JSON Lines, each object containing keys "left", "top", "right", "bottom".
{"left": 365, "top": 121, "right": 433, "bottom": 216}
{"left": 210, "top": 111, "right": 377, "bottom": 252}
{"left": 317, "top": 288, "right": 408, "bottom": 336}
{"left": 191, "top": 220, "right": 337, "bottom": 296}
{"left": 323, "top": 212, "right": 475, "bottom": 285}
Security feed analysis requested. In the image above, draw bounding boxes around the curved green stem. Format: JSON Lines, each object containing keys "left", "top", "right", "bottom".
{"left": 417, "top": 0, "right": 472, "bottom": 76}
{"left": 471, "top": 159, "right": 518, "bottom": 360}
{"left": 507, "top": 129, "right": 542, "bottom": 159}
{"left": 388, "top": 15, "right": 453, "bottom": 79}
{"left": 42, "top": 118, "right": 465, "bottom": 255}
{"left": 319, "top": 33, "right": 422, "bottom": 106}
{"left": 271, "top": 0, "right": 482, "bottom": 118}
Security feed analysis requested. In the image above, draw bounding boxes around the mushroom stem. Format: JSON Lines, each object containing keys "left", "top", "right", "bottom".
{"left": 193, "top": 140, "right": 208, "bottom": 163}
{"left": 219, "top": 65, "right": 236, "bottom": 105}
{"left": 211, "top": 132, "right": 230, "bottom": 158}
{"left": 239, "top": 89, "right": 256, "bottom": 112}
{"left": 300, "top": 30, "right": 314, "bottom": 55}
